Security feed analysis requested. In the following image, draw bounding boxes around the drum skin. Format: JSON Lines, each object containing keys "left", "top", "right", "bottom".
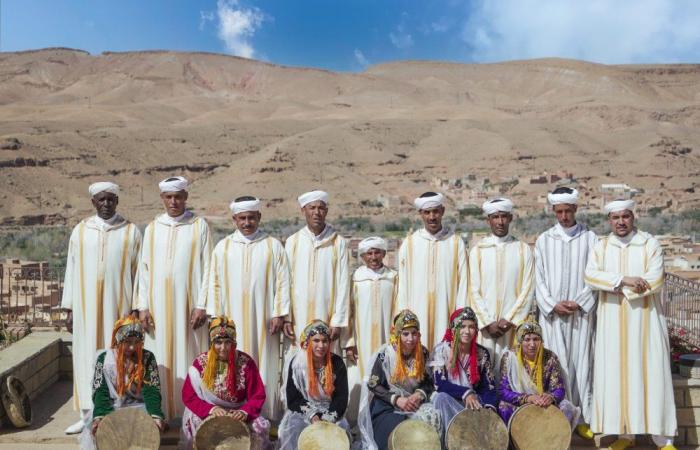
{"left": 194, "top": 415, "right": 251, "bottom": 450}
{"left": 95, "top": 407, "right": 160, "bottom": 450}
{"left": 446, "top": 408, "right": 508, "bottom": 450}
{"left": 297, "top": 421, "right": 349, "bottom": 450}
{"left": 388, "top": 419, "right": 441, "bottom": 450}
{"left": 508, "top": 404, "right": 571, "bottom": 450}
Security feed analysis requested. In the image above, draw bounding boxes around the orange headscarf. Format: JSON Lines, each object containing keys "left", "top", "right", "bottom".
{"left": 110, "top": 316, "right": 145, "bottom": 397}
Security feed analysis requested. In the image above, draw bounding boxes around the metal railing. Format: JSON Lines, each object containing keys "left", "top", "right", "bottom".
{"left": 0, "top": 266, "right": 65, "bottom": 326}
{"left": 663, "top": 272, "right": 700, "bottom": 349}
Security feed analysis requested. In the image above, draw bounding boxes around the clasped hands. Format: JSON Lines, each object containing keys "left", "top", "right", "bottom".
{"left": 483, "top": 319, "right": 514, "bottom": 338}
{"left": 620, "top": 276, "right": 651, "bottom": 294}
{"left": 525, "top": 393, "right": 554, "bottom": 408}
{"left": 395, "top": 392, "right": 423, "bottom": 412}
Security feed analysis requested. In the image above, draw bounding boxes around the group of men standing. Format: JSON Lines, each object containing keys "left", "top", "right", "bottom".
{"left": 62, "top": 177, "right": 677, "bottom": 450}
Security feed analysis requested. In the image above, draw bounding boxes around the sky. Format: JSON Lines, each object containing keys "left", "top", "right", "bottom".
{"left": 2, "top": 0, "right": 700, "bottom": 72}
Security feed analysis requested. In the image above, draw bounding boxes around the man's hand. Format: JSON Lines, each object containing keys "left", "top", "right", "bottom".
{"left": 283, "top": 322, "right": 295, "bottom": 340}
{"left": 190, "top": 309, "right": 207, "bottom": 330}
{"left": 345, "top": 347, "right": 358, "bottom": 363}
{"left": 553, "top": 301, "right": 578, "bottom": 316}
{"left": 621, "top": 276, "right": 651, "bottom": 294}
{"left": 91, "top": 418, "right": 101, "bottom": 435}
{"left": 64, "top": 310, "right": 73, "bottom": 333}
{"left": 210, "top": 406, "right": 227, "bottom": 417}
{"left": 139, "top": 310, "right": 153, "bottom": 332}
{"left": 330, "top": 327, "right": 341, "bottom": 342}
{"left": 464, "top": 393, "right": 482, "bottom": 410}
{"left": 269, "top": 317, "right": 284, "bottom": 335}
{"left": 229, "top": 410, "right": 248, "bottom": 422}
{"left": 483, "top": 322, "right": 503, "bottom": 338}
{"left": 497, "top": 318, "right": 514, "bottom": 332}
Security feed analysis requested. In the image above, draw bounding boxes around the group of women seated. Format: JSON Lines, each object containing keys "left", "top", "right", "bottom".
{"left": 81, "top": 307, "right": 577, "bottom": 450}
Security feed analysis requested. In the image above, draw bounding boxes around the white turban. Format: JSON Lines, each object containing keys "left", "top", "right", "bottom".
{"left": 414, "top": 193, "right": 444, "bottom": 210}
{"left": 298, "top": 190, "right": 329, "bottom": 208}
{"left": 358, "top": 237, "right": 388, "bottom": 255}
{"left": 88, "top": 182, "right": 119, "bottom": 197}
{"left": 548, "top": 188, "right": 579, "bottom": 206}
{"left": 158, "top": 176, "right": 188, "bottom": 193}
{"left": 482, "top": 198, "right": 514, "bottom": 216}
{"left": 604, "top": 199, "right": 635, "bottom": 215}
{"left": 230, "top": 198, "right": 261, "bottom": 215}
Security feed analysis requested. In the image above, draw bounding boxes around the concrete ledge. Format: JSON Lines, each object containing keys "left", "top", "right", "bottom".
{"left": 0, "top": 330, "right": 72, "bottom": 427}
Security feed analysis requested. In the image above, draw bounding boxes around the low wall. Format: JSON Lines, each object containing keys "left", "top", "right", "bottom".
{"left": 0, "top": 330, "right": 72, "bottom": 427}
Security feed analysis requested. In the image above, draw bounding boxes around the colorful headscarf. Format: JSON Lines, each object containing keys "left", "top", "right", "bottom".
{"left": 203, "top": 316, "right": 237, "bottom": 394}
{"left": 390, "top": 309, "right": 424, "bottom": 384}
{"left": 442, "top": 307, "right": 480, "bottom": 384}
{"left": 515, "top": 315, "right": 544, "bottom": 394}
{"left": 209, "top": 316, "right": 237, "bottom": 342}
{"left": 300, "top": 320, "right": 334, "bottom": 399}
{"left": 110, "top": 316, "right": 145, "bottom": 397}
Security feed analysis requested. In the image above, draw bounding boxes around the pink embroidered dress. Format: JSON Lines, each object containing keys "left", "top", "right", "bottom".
{"left": 181, "top": 350, "right": 270, "bottom": 449}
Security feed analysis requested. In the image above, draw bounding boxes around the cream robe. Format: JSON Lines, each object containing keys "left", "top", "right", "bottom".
{"left": 285, "top": 225, "right": 350, "bottom": 342}
{"left": 584, "top": 230, "right": 676, "bottom": 436}
{"left": 535, "top": 223, "right": 598, "bottom": 423}
{"left": 61, "top": 215, "right": 141, "bottom": 410}
{"left": 207, "top": 229, "right": 291, "bottom": 420}
{"left": 396, "top": 228, "right": 468, "bottom": 350}
{"left": 133, "top": 212, "right": 212, "bottom": 419}
{"left": 469, "top": 234, "right": 534, "bottom": 375}
{"left": 351, "top": 265, "right": 398, "bottom": 378}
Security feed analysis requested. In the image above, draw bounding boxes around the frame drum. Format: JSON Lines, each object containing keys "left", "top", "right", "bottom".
{"left": 95, "top": 407, "right": 160, "bottom": 450}
{"left": 387, "top": 419, "right": 441, "bottom": 450}
{"left": 446, "top": 407, "right": 508, "bottom": 450}
{"left": 194, "top": 415, "right": 251, "bottom": 450}
{"left": 297, "top": 421, "right": 349, "bottom": 450}
{"left": 508, "top": 404, "right": 571, "bottom": 450}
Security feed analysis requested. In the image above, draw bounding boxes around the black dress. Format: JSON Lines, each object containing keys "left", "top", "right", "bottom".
{"left": 368, "top": 346, "right": 434, "bottom": 450}
{"left": 286, "top": 352, "right": 348, "bottom": 422}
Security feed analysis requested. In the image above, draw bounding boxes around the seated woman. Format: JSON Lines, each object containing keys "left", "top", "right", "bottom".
{"left": 80, "top": 316, "right": 165, "bottom": 450}
{"left": 498, "top": 315, "right": 580, "bottom": 427}
{"left": 430, "top": 307, "right": 497, "bottom": 430}
{"left": 278, "top": 320, "right": 350, "bottom": 450}
{"left": 181, "top": 316, "right": 270, "bottom": 450}
{"left": 357, "top": 309, "right": 440, "bottom": 450}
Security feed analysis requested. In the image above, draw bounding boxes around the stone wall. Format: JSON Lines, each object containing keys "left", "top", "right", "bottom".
{"left": 0, "top": 330, "right": 72, "bottom": 427}
{"left": 674, "top": 375, "right": 700, "bottom": 446}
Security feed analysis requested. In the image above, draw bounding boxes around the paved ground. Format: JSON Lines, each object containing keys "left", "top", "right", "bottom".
{"left": 0, "top": 380, "right": 692, "bottom": 449}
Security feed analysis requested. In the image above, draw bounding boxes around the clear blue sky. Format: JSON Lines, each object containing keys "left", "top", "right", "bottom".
{"left": 2, "top": 0, "right": 699, "bottom": 71}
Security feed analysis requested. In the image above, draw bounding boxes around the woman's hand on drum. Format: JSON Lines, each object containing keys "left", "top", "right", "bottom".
{"left": 311, "top": 415, "right": 322, "bottom": 424}
{"left": 153, "top": 418, "right": 166, "bottom": 432}
{"left": 526, "top": 394, "right": 554, "bottom": 408}
{"left": 229, "top": 410, "right": 248, "bottom": 422}
{"left": 210, "top": 406, "right": 228, "bottom": 417}
{"left": 396, "top": 396, "right": 417, "bottom": 412}
{"left": 464, "top": 393, "right": 482, "bottom": 410}
{"left": 91, "top": 418, "right": 101, "bottom": 435}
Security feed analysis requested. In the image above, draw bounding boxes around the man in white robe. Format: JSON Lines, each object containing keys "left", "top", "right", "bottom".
{"left": 585, "top": 200, "right": 676, "bottom": 450}
{"left": 535, "top": 187, "right": 598, "bottom": 439}
{"left": 469, "top": 197, "right": 534, "bottom": 376}
{"left": 207, "top": 196, "right": 291, "bottom": 420}
{"left": 350, "top": 236, "right": 398, "bottom": 378}
{"left": 284, "top": 190, "right": 351, "bottom": 349}
{"left": 396, "top": 192, "right": 468, "bottom": 349}
{"left": 61, "top": 182, "right": 142, "bottom": 434}
{"left": 134, "top": 176, "right": 212, "bottom": 420}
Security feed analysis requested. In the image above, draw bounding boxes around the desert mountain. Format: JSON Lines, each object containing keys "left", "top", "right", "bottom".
{"left": 0, "top": 48, "right": 698, "bottom": 226}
